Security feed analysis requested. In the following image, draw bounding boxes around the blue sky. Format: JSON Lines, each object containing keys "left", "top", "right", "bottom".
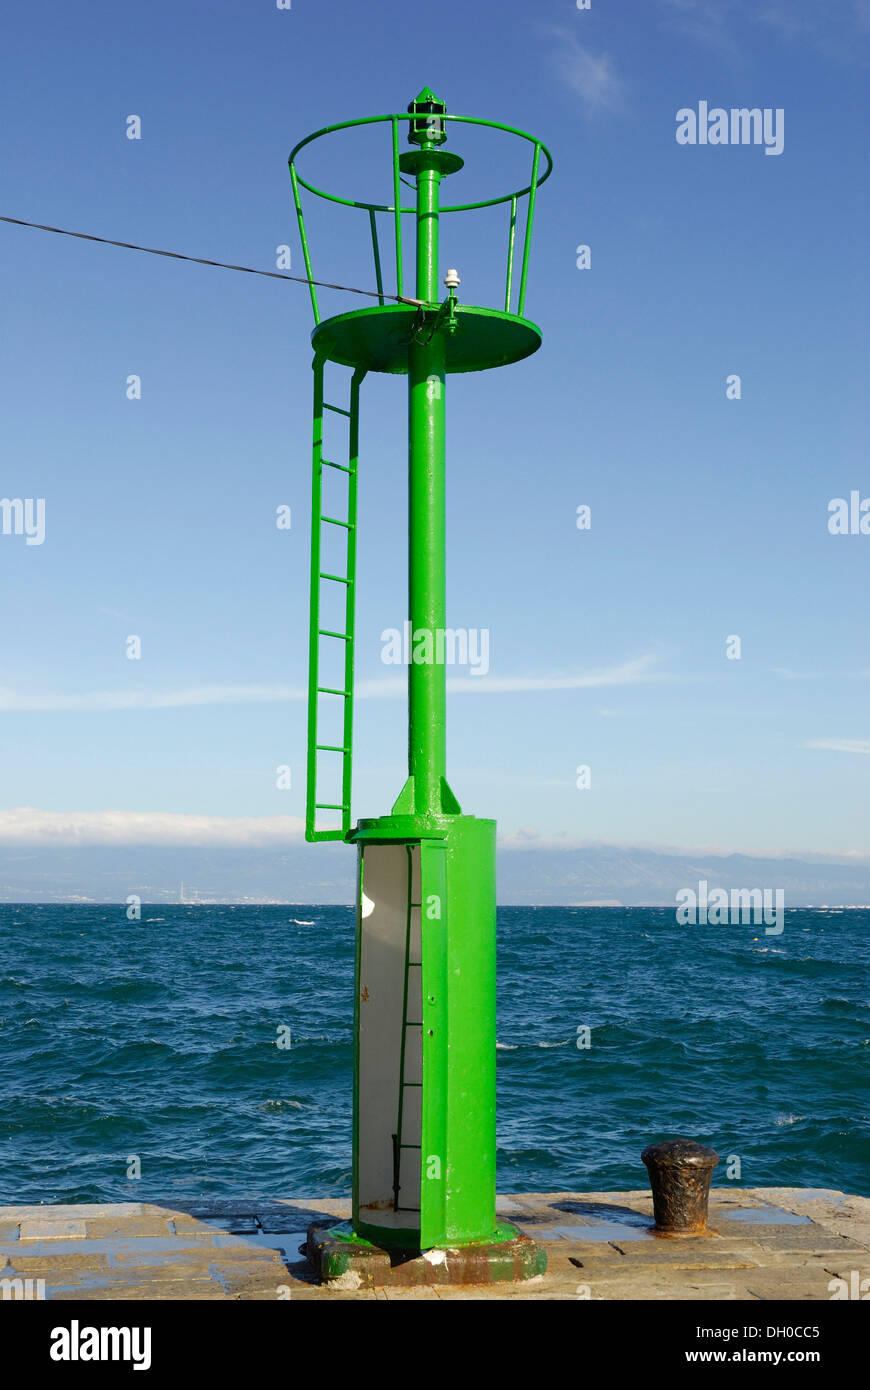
{"left": 0, "top": 0, "right": 868, "bottom": 864}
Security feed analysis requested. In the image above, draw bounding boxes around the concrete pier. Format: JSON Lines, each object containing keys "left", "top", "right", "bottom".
{"left": 1, "top": 1187, "right": 867, "bottom": 1300}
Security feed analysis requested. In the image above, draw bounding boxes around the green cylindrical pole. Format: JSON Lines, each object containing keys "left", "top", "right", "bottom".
{"left": 407, "top": 153, "right": 447, "bottom": 819}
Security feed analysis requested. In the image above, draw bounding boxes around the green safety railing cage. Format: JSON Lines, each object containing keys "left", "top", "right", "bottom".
{"left": 289, "top": 110, "right": 554, "bottom": 323}
{"left": 290, "top": 103, "right": 553, "bottom": 842}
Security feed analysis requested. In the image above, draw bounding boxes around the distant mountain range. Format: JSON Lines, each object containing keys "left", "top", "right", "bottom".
{"left": 1, "top": 843, "right": 869, "bottom": 906}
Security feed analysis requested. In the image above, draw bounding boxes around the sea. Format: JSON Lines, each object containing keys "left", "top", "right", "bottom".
{"left": 0, "top": 905, "right": 867, "bottom": 1206}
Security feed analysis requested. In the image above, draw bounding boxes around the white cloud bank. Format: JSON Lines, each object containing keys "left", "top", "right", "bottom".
{"left": 0, "top": 808, "right": 305, "bottom": 848}
{"left": 2, "top": 809, "right": 867, "bottom": 863}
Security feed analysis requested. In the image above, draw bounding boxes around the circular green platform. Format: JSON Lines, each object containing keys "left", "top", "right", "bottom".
{"left": 311, "top": 304, "right": 542, "bottom": 375}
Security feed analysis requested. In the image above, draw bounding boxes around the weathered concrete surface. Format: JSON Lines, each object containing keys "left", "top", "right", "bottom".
{"left": 0, "top": 1188, "right": 867, "bottom": 1300}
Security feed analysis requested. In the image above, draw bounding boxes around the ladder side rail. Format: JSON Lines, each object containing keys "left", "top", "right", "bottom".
{"left": 340, "top": 368, "right": 366, "bottom": 836}
{"left": 305, "top": 353, "right": 327, "bottom": 840}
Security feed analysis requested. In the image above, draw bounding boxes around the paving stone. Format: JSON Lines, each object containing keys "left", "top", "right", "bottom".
{"left": 2, "top": 1256, "right": 109, "bottom": 1284}
{"left": 744, "top": 1269, "right": 844, "bottom": 1300}
{"left": 85, "top": 1217, "right": 174, "bottom": 1239}
{"left": 18, "top": 1219, "right": 88, "bottom": 1241}
{"left": 50, "top": 1281, "right": 227, "bottom": 1301}
{"left": 223, "top": 1282, "right": 290, "bottom": 1301}
{"left": 164, "top": 1221, "right": 235, "bottom": 1238}
{"left": 600, "top": 1239, "right": 765, "bottom": 1267}
{"left": 495, "top": 1197, "right": 535, "bottom": 1217}
{"left": 112, "top": 1240, "right": 279, "bottom": 1268}
{"left": 382, "top": 1284, "right": 446, "bottom": 1300}
{"left": 109, "top": 1244, "right": 219, "bottom": 1269}
{"left": 720, "top": 1225, "right": 866, "bottom": 1253}
{"left": 208, "top": 1264, "right": 293, "bottom": 1299}
{"left": 289, "top": 1286, "right": 379, "bottom": 1300}
{"left": 754, "top": 1186, "right": 848, "bottom": 1209}
{"left": 42, "top": 1265, "right": 223, "bottom": 1295}
{"left": 592, "top": 1278, "right": 755, "bottom": 1302}
{"left": 4, "top": 1253, "right": 112, "bottom": 1275}
{"left": 1, "top": 1204, "right": 141, "bottom": 1221}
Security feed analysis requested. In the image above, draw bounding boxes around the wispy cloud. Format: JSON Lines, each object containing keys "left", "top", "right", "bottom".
{"left": 441, "top": 654, "right": 671, "bottom": 694}
{"left": 759, "top": 0, "right": 870, "bottom": 43}
{"left": 772, "top": 668, "right": 870, "bottom": 682}
{"left": 756, "top": 4, "right": 814, "bottom": 40}
{"left": 805, "top": 738, "right": 870, "bottom": 756}
{"left": 661, "top": 0, "right": 870, "bottom": 62}
{"left": 0, "top": 808, "right": 305, "bottom": 847}
{"left": 0, "top": 656, "right": 675, "bottom": 712}
{"left": 548, "top": 30, "right": 625, "bottom": 113}
{"left": 660, "top": 0, "right": 745, "bottom": 61}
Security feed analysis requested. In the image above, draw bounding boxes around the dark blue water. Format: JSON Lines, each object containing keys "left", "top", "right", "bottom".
{"left": 0, "top": 906, "right": 867, "bottom": 1205}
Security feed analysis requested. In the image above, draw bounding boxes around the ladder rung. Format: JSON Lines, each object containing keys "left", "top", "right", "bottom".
{"left": 318, "top": 628, "right": 351, "bottom": 641}
{"left": 404, "top": 1021, "right": 423, "bottom": 1028}
{"left": 316, "top": 744, "right": 350, "bottom": 753}
{"left": 322, "top": 460, "right": 351, "bottom": 474}
{"left": 322, "top": 515, "right": 353, "bottom": 529}
{"left": 319, "top": 571, "right": 350, "bottom": 585}
{"left": 399, "top": 1144, "right": 421, "bottom": 1150}
{"left": 317, "top": 686, "right": 350, "bottom": 697}
{"left": 323, "top": 403, "right": 352, "bottom": 417}
{"left": 314, "top": 802, "right": 348, "bottom": 811}
{"left": 401, "top": 1082, "right": 422, "bottom": 1088}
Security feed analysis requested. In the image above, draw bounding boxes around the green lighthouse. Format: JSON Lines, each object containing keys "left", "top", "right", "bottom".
{"left": 291, "top": 89, "right": 552, "bottom": 1277}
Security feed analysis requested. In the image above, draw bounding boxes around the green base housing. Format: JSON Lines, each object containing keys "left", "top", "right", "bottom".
{"left": 349, "top": 813, "right": 499, "bottom": 1251}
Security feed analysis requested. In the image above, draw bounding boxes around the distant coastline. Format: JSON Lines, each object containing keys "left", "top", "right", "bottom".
{"left": 3, "top": 841, "right": 870, "bottom": 906}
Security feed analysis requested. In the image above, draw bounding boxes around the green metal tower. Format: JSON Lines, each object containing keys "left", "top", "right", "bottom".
{"left": 290, "top": 90, "right": 552, "bottom": 1276}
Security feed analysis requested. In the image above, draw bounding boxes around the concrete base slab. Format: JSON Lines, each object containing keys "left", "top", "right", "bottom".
{"left": 305, "top": 1219, "right": 547, "bottom": 1288}
{"left": 0, "top": 1189, "right": 867, "bottom": 1299}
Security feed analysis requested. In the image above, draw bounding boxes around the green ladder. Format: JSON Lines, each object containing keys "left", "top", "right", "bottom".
{"left": 305, "top": 357, "right": 366, "bottom": 842}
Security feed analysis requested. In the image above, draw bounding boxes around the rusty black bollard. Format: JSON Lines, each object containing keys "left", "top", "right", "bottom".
{"left": 641, "top": 1138, "right": 720, "bottom": 1235}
